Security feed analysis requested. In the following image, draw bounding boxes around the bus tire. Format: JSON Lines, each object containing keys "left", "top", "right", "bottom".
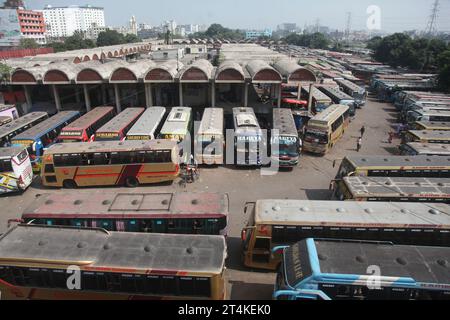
{"left": 125, "top": 177, "right": 139, "bottom": 188}
{"left": 63, "top": 180, "right": 77, "bottom": 189}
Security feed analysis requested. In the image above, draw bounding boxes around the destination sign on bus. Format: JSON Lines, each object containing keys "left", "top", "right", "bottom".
{"left": 127, "top": 135, "right": 150, "bottom": 140}
{"left": 271, "top": 136, "right": 298, "bottom": 144}
{"left": 12, "top": 140, "right": 34, "bottom": 146}
{"left": 96, "top": 132, "right": 119, "bottom": 138}
{"left": 60, "top": 131, "right": 82, "bottom": 137}
{"left": 236, "top": 136, "right": 262, "bottom": 142}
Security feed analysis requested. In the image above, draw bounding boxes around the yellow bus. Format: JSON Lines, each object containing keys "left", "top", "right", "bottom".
{"left": 0, "top": 224, "right": 227, "bottom": 300}
{"left": 414, "top": 121, "right": 450, "bottom": 131}
{"left": 40, "top": 140, "right": 180, "bottom": 188}
{"left": 403, "top": 130, "right": 450, "bottom": 144}
{"left": 241, "top": 200, "right": 450, "bottom": 270}
{"left": 303, "top": 104, "right": 350, "bottom": 155}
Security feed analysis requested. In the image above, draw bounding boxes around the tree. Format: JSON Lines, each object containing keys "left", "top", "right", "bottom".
{"left": 20, "top": 38, "right": 39, "bottom": 49}
{"left": 283, "top": 32, "right": 330, "bottom": 49}
{"left": 192, "top": 24, "right": 245, "bottom": 41}
{"left": 437, "top": 50, "right": 450, "bottom": 92}
{"left": 124, "top": 34, "right": 140, "bottom": 43}
{"left": 64, "top": 31, "right": 96, "bottom": 51}
{"left": 0, "top": 63, "right": 12, "bottom": 85}
{"left": 97, "top": 30, "right": 125, "bottom": 47}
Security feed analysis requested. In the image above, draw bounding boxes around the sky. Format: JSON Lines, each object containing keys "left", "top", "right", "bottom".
{"left": 25, "top": 0, "right": 450, "bottom": 33}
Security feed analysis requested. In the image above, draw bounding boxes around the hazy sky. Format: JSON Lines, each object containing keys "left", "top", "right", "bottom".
{"left": 26, "top": 0, "right": 450, "bottom": 32}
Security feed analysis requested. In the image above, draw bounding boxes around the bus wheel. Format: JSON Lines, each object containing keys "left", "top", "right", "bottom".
{"left": 63, "top": 180, "right": 77, "bottom": 189}
{"left": 125, "top": 177, "right": 139, "bottom": 188}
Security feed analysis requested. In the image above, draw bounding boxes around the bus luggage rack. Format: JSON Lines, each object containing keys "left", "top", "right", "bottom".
{"left": 108, "top": 193, "right": 174, "bottom": 212}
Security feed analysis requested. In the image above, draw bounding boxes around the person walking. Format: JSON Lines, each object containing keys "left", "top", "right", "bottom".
{"left": 357, "top": 137, "right": 362, "bottom": 152}
{"left": 360, "top": 126, "right": 366, "bottom": 138}
{"left": 388, "top": 132, "right": 394, "bottom": 144}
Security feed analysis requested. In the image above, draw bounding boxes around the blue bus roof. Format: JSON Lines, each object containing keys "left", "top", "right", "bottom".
{"left": 11, "top": 111, "right": 80, "bottom": 142}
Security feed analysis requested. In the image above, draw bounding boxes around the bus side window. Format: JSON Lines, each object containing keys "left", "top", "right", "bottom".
{"left": 254, "top": 237, "right": 271, "bottom": 250}
{"left": 0, "top": 159, "right": 12, "bottom": 172}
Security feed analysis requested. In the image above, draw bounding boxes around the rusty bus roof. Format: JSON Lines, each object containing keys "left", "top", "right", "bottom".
{"left": 44, "top": 139, "right": 178, "bottom": 155}
{"left": 23, "top": 192, "right": 229, "bottom": 219}
{"left": 0, "top": 112, "right": 48, "bottom": 139}
{"left": 0, "top": 147, "right": 26, "bottom": 159}
{"left": 273, "top": 108, "right": 297, "bottom": 137}
{"left": 96, "top": 108, "right": 144, "bottom": 135}
{"left": 61, "top": 107, "right": 115, "bottom": 131}
{"left": 0, "top": 224, "right": 227, "bottom": 274}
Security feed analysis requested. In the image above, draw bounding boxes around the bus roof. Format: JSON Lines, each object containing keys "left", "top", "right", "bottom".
{"left": 319, "top": 86, "right": 354, "bottom": 101}
{"left": 23, "top": 192, "right": 229, "bottom": 219}
{"left": 335, "top": 78, "right": 365, "bottom": 93}
{"left": 273, "top": 108, "right": 298, "bottom": 136}
{"left": 309, "top": 104, "right": 349, "bottom": 123}
{"left": 415, "top": 121, "right": 450, "bottom": 130}
{"left": 406, "top": 143, "right": 450, "bottom": 155}
{"left": 0, "top": 112, "right": 48, "bottom": 139}
{"left": 0, "top": 224, "right": 227, "bottom": 274}
{"left": 61, "top": 107, "right": 114, "bottom": 131}
{"left": 0, "top": 104, "right": 15, "bottom": 112}
{"left": 408, "top": 130, "right": 450, "bottom": 141}
{"left": 159, "top": 107, "right": 192, "bottom": 136}
{"left": 11, "top": 111, "right": 80, "bottom": 142}
{"left": 45, "top": 139, "right": 178, "bottom": 155}
{"left": 343, "top": 176, "right": 450, "bottom": 199}
{"left": 411, "top": 109, "right": 450, "bottom": 117}
{"left": 232, "top": 107, "right": 261, "bottom": 136}
{"left": 96, "top": 108, "right": 144, "bottom": 135}
{"left": 0, "top": 146, "right": 25, "bottom": 159}
{"left": 126, "top": 107, "right": 166, "bottom": 137}
{"left": 344, "top": 155, "right": 450, "bottom": 168}
{"left": 288, "top": 239, "right": 450, "bottom": 286}
{"left": 0, "top": 116, "right": 12, "bottom": 125}
{"left": 254, "top": 200, "right": 450, "bottom": 227}
{"left": 197, "top": 108, "right": 224, "bottom": 136}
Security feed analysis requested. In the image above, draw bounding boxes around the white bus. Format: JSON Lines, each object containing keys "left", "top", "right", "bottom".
{"left": 232, "top": 107, "right": 264, "bottom": 166}
{"left": 406, "top": 110, "right": 450, "bottom": 125}
{"left": 335, "top": 78, "right": 367, "bottom": 107}
{"left": 158, "top": 107, "right": 193, "bottom": 164}
{"left": 126, "top": 107, "right": 166, "bottom": 140}
{"left": 195, "top": 108, "right": 224, "bottom": 165}
{"left": 271, "top": 108, "right": 300, "bottom": 168}
{"left": 400, "top": 143, "right": 450, "bottom": 156}
{"left": 0, "top": 147, "right": 33, "bottom": 194}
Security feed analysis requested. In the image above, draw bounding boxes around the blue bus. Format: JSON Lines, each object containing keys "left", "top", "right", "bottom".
{"left": 273, "top": 239, "right": 450, "bottom": 300}
{"left": 11, "top": 111, "right": 80, "bottom": 172}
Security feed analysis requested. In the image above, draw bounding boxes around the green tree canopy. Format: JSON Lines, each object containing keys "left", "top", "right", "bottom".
{"left": 19, "top": 38, "right": 39, "bottom": 49}
{"left": 0, "top": 63, "right": 12, "bottom": 85}
{"left": 124, "top": 34, "right": 141, "bottom": 43}
{"left": 97, "top": 30, "right": 126, "bottom": 47}
{"left": 191, "top": 24, "right": 245, "bottom": 40}
{"left": 437, "top": 50, "right": 450, "bottom": 92}
{"left": 284, "top": 32, "right": 330, "bottom": 49}
{"left": 47, "top": 31, "right": 96, "bottom": 53}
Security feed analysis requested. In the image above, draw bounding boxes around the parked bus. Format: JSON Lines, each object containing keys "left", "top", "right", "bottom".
{"left": 0, "top": 112, "right": 48, "bottom": 147}
{"left": 0, "top": 116, "right": 12, "bottom": 126}
{"left": 241, "top": 200, "right": 450, "bottom": 270}
{"left": 414, "top": 121, "right": 450, "bottom": 131}
{"left": 0, "top": 224, "right": 227, "bottom": 300}
{"left": 195, "top": 108, "right": 224, "bottom": 165}
{"left": 406, "top": 110, "right": 450, "bottom": 126}
{"left": 303, "top": 104, "right": 350, "bottom": 155}
{"left": 403, "top": 130, "right": 450, "bottom": 144}
{"left": 271, "top": 108, "right": 300, "bottom": 168}
{"left": 334, "top": 155, "right": 450, "bottom": 179}
{"left": 40, "top": 140, "right": 180, "bottom": 188}
{"left": 20, "top": 192, "right": 229, "bottom": 235}
{"left": 274, "top": 239, "right": 450, "bottom": 300}
{"left": 0, "top": 104, "right": 19, "bottom": 121}
{"left": 319, "top": 86, "right": 356, "bottom": 116}
{"left": 232, "top": 107, "right": 264, "bottom": 166}
{"left": 301, "top": 86, "right": 333, "bottom": 114}
{"left": 158, "top": 107, "right": 193, "bottom": 164}
{"left": 126, "top": 107, "right": 166, "bottom": 141}
{"left": 95, "top": 108, "right": 144, "bottom": 142}
{"left": 333, "top": 176, "right": 450, "bottom": 203}
{"left": 11, "top": 111, "right": 80, "bottom": 173}
{"left": 400, "top": 143, "right": 450, "bottom": 156}
{"left": 335, "top": 78, "right": 367, "bottom": 107}
{"left": 58, "top": 106, "right": 115, "bottom": 143}
{"left": 0, "top": 147, "right": 33, "bottom": 195}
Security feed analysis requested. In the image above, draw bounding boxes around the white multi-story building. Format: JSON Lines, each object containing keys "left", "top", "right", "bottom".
{"left": 43, "top": 5, "right": 105, "bottom": 38}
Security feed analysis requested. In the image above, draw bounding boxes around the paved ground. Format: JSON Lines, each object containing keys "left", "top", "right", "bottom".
{"left": 0, "top": 96, "right": 400, "bottom": 300}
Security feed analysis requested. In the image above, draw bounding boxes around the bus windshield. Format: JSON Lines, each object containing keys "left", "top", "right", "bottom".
{"left": 305, "top": 131, "right": 328, "bottom": 144}
{"left": 272, "top": 137, "right": 298, "bottom": 157}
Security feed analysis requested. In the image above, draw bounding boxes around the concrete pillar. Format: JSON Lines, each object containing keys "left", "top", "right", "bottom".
{"left": 83, "top": 84, "right": 91, "bottom": 112}
{"left": 244, "top": 83, "right": 249, "bottom": 107}
{"left": 179, "top": 82, "right": 183, "bottom": 106}
{"left": 277, "top": 84, "right": 282, "bottom": 108}
{"left": 211, "top": 83, "right": 216, "bottom": 107}
{"left": 308, "top": 83, "right": 314, "bottom": 115}
{"left": 23, "top": 85, "right": 32, "bottom": 113}
{"left": 52, "top": 84, "right": 61, "bottom": 112}
{"left": 145, "top": 83, "right": 153, "bottom": 107}
{"left": 114, "top": 83, "right": 121, "bottom": 113}
{"left": 297, "top": 83, "right": 302, "bottom": 100}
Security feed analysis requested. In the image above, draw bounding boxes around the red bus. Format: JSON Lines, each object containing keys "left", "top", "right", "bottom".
{"left": 57, "top": 107, "right": 115, "bottom": 142}
{"left": 94, "top": 108, "right": 145, "bottom": 142}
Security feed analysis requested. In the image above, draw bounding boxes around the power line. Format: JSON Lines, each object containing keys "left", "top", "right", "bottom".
{"left": 425, "top": 0, "right": 440, "bottom": 36}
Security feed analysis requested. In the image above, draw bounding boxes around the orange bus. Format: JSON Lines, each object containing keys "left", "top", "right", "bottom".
{"left": 40, "top": 140, "right": 180, "bottom": 188}
{"left": 58, "top": 107, "right": 115, "bottom": 143}
{"left": 0, "top": 224, "right": 227, "bottom": 300}
{"left": 94, "top": 108, "right": 144, "bottom": 142}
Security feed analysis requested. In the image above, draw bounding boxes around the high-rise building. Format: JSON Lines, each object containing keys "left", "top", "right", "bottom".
{"left": 129, "top": 15, "right": 137, "bottom": 36}
{"left": 17, "top": 8, "right": 46, "bottom": 44}
{"left": 43, "top": 5, "right": 105, "bottom": 38}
